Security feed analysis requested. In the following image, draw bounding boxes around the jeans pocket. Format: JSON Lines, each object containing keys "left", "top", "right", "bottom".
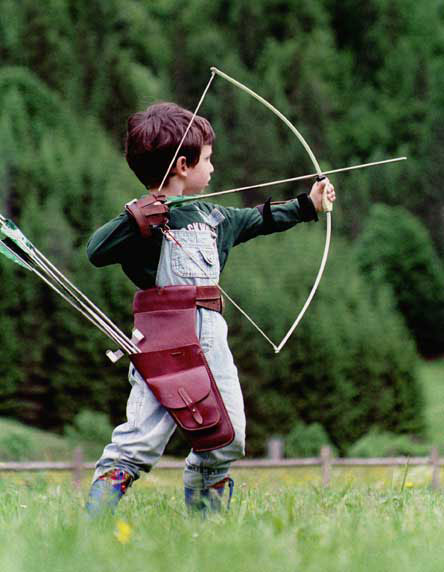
{"left": 172, "top": 245, "right": 220, "bottom": 279}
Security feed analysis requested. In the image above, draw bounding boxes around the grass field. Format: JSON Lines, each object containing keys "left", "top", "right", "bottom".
{"left": 0, "top": 358, "right": 443, "bottom": 571}
{"left": 1, "top": 475, "right": 444, "bottom": 572}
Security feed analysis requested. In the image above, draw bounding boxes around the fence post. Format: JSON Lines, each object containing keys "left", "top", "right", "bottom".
{"left": 431, "top": 446, "right": 440, "bottom": 490}
{"left": 267, "top": 437, "right": 284, "bottom": 460}
{"left": 321, "top": 445, "right": 332, "bottom": 487}
{"left": 72, "top": 446, "right": 84, "bottom": 490}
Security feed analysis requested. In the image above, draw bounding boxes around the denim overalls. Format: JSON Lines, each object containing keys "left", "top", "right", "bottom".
{"left": 92, "top": 226, "right": 246, "bottom": 490}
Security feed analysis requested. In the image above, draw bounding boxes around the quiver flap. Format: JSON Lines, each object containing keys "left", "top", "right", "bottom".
{"left": 130, "top": 345, "right": 221, "bottom": 431}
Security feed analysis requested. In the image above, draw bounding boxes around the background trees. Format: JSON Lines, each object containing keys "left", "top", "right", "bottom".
{"left": 0, "top": 0, "right": 442, "bottom": 454}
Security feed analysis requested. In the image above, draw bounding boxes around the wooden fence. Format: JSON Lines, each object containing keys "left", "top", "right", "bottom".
{"left": 0, "top": 446, "right": 442, "bottom": 489}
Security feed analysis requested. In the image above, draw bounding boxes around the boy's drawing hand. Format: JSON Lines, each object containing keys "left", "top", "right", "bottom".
{"left": 309, "top": 177, "right": 336, "bottom": 212}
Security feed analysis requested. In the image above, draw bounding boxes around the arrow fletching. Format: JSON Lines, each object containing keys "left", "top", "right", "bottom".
{"left": 0, "top": 237, "right": 32, "bottom": 270}
{"left": 0, "top": 216, "right": 33, "bottom": 270}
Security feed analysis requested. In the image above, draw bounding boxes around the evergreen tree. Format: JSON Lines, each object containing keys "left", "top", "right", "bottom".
{"left": 0, "top": 0, "right": 439, "bottom": 452}
{"left": 355, "top": 204, "right": 444, "bottom": 356}
{"left": 0, "top": 67, "right": 138, "bottom": 428}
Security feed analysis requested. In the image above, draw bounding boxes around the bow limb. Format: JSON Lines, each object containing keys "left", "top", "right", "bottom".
{"left": 274, "top": 215, "right": 332, "bottom": 353}
{"left": 211, "top": 66, "right": 332, "bottom": 352}
{"left": 211, "top": 67, "right": 323, "bottom": 175}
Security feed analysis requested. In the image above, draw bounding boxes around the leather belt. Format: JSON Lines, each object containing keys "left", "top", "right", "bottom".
{"left": 133, "top": 285, "right": 223, "bottom": 314}
{"left": 195, "top": 285, "right": 223, "bottom": 313}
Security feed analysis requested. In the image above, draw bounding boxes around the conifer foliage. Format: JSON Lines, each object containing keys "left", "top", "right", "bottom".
{"left": 355, "top": 204, "right": 444, "bottom": 357}
{"left": 0, "top": 0, "right": 441, "bottom": 453}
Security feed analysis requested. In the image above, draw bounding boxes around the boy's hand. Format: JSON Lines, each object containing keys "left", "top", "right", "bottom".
{"left": 309, "top": 177, "right": 336, "bottom": 212}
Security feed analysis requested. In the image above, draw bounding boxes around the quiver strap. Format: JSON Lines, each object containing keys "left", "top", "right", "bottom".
{"left": 129, "top": 286, "right": 235, "bottom": 453}
{"left": 125, "top": 193, "right": 169, "bottom": 238}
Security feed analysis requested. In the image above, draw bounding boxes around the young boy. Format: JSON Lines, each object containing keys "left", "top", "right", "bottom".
{"left": 85, "top": 102, "right": 336, "bottom": 514}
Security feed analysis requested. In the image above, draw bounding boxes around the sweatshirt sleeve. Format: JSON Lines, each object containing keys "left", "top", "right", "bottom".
{"left": 220, "top": 193, "right": 318, "bottom": 247}
{"left": 86, "top": 212, "right": 140, "bottom": 267}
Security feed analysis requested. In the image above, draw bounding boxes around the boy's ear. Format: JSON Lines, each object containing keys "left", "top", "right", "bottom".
{"left": 174, "top": 155, "right": 188, "bottom": 177}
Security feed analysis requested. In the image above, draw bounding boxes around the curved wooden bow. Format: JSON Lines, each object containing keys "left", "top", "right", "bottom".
{"left": 210, "top": 67, "right": 333, "bottom": 353}
{"left": 158, "top": 66, "right": 333, "bottom": 353}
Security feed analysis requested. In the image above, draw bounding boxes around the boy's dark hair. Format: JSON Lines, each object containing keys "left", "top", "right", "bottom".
{"left": 125, "top": 102, "right": 215, "bottom": 188}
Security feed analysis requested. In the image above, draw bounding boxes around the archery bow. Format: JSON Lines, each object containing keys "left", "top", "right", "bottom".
{"left": 155, "top": 66, "right": 408, "bottom": 353}
{"left": 209, "top": 67, "right": 334, "bottom": 353}
{"left": 158, "top": 66, "right": 335, "bottom": 353}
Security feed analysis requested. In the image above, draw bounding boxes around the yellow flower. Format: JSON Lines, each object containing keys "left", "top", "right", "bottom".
{"left": 405, "top": 481, "right": 414, "bottom": 489}
{"left": 115, "top": 520, "right": 132, "bottom": 544}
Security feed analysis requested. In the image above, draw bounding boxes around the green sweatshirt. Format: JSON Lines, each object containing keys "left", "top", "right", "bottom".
{"left": 87, "top": 195, "right": 317, "bottom": 289}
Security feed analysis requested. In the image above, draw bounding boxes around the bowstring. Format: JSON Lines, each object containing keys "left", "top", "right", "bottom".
{"left": 157, "top": 72, "right": 216, "bottom": 193}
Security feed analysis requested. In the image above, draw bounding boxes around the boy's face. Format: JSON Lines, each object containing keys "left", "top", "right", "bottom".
{"left": 183, "top": 145, "right": 214, "bottom": 195}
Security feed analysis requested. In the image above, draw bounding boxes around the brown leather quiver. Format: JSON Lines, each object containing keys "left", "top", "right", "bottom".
{"left": 129, "top": 285, "right": 235, "bottom": 452}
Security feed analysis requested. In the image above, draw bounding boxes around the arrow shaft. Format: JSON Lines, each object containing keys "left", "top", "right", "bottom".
{"left": 174, "top": 156, "right": 406, "bottom": 204}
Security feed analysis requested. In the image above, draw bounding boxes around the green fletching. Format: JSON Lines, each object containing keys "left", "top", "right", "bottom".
{"left": 166, "top": 195, "right": 201, "bottom": 208}
{"left": 0, "top": 216, "right": 33, "bottom": 250}
{"left": 0, "top": 239, "right": 30, "bottom": 270}
{"left": 0, "top": 215, "right": 34, "bottom": 270}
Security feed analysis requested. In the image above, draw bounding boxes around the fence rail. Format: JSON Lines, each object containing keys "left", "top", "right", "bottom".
{"left": 0, "top": 446, "right": 442, "bottom": 489}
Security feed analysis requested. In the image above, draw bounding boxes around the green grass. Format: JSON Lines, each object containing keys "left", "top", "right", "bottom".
{"left": 0, "top": 413, "right": 110, "bottom": 462}
{"left": 1, "top": 476, "right": 444, "bottom": 572}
